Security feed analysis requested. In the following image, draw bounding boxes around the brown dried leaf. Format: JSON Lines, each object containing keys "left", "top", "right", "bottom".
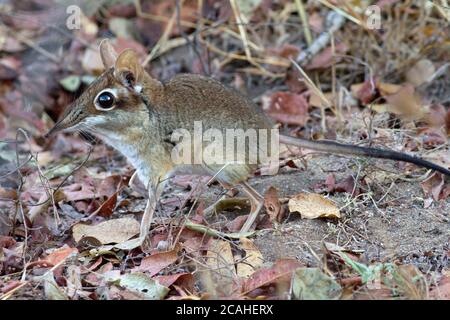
{"left": 153, "top": 273, "right": 195, "bottom": 292}
{"left": 423, "top": 104, "right": 447, "bottom": 128}
{"left": 225, "top": 214, "right": 249, "bottom": 233}
{"left": 265, "top": 92, "right": 309, "bottom": 126}
{"left": 377, "top": 82, "right": 402, "bottom": 96}
{"left": 446, "top": 109, "right": 450, "bottom": 135}
{"left": 420, "top": 173, "right": 448, "bottom": 201}
{"left": 72, "top": 217, "right": 140, "bottom": 245}
{"left": 267, "top": 44, "right": 300, "bottom": 59}
{"left": 97, "top": 175, "right": 123, "bottom": 198}
{"left": 288, "top": 193, "right": 340, "bottom": 219}
{"left": 313, "top": 173, "right": 336, "bottom": 193}
{"left": 263, "top": 186, "right": 284, "bottom": 223}
{"left": 236, "top": 238, "right": 263, "bottom": 279}
{"left": 63, "top": 182, "right": 96, "bottom": 201}
{"left": 308, "top": 12, "right": 324, "bottom": 33}
{"left": 0, "top": 90, "right": 45, "bottom": 133}
{"left": 94, "top": 191, "right": 118, "bottom": 218}
{"left": 351, "top": 79, "right": 377, "bottom": 104}
{"left": 309, "top": 91, "right": 336, "bottom": 108}
{"left": 334, "top": 175, "right": 360, "bottom": 196}
{"left": 201, "top": 239, "right": 236, "bottom": 297}
{"left": 241, "top": 258, "right": 303, "bottom": 294}
{"left": 430, "top": 275, "right": 450, "bottom": 299}
{"left": 383, "top": 84, "right": 424, "bottom": 120}
{"left": 405, "top": 59, "right": 435, "bottom": 87}
{"left": 0, "top": 236, "right": 16, "bottom": 249}
{"left": 306, "top": 43, "right": 349, "bottom": 70}
{"left": 133, "top": 248, "right": 179, "bottom": 276}
{"left": 41, "top": 246, "right": 78, "bottom": 267}
{"left": 418, "top": 127, "right": 447, "bottom": 147}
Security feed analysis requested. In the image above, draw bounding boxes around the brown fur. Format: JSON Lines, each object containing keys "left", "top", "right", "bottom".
{"left": 48, "top": 41, "right": 450, "bottom": 189}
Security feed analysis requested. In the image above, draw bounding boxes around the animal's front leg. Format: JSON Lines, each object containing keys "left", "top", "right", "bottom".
{"left": 239, "top": 181, "right": 265, "bottom": 233}
{"left": 115, "top": 176, "right": 165, "bottom": 250}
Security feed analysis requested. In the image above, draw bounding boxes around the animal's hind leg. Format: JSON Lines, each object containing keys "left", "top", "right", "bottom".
{"left": 239, "top": 181, "right": 265, "bottom": 233}
{"left": 203, "top": 181, "right": 239, "bottom": 217}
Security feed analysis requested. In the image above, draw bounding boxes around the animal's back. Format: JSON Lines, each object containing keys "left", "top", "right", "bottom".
{"left": 155, "top": 74, "right": 274, "bottom": 184}
{"left": 159, "top": 74, "right": 273, "bottom": 133}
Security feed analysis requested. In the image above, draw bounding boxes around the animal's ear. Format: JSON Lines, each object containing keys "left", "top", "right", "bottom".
{"left": 99, "top": 39, "right": 118, "bottom": 69}
{"left": 114, "top": 49, "right": 144, "bottom": 92}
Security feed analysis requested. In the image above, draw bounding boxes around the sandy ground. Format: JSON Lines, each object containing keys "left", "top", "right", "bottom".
{"left": 189, "top": 153, "right": 450, "bottom": 272}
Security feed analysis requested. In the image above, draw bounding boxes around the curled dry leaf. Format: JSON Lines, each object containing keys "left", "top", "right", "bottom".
{"left": 420, "top": 173, "right": 449, "bottom": 201}
{"left": 305, "top": 42, "right": 349, "bottom": 70}
{"left": 377, "top": 82, "right": 402, "bottom": 96}
{"left": 236, "top": 238, "right": 263, "bottom": 279}
{"left": 62, "top": 182, "right": 96, "bottom": 202}
{"left": 0, "top": 236, "right": 16, "bottom": 249}
{"left": 383, "top": 84, "right": 424, "bottom": 121}
{"left": 72, "top": 217, "right": 140, "bottom": 245}
{"left": 226, "top": 214, "right": 249, "bottom": 233}
{"left": 313, "top": 173, "right": 336, "bottom": 193}
{"left": 405, "top": 59, "right": 435, "bottom": 87}
{"left": 350, "top": 79, "right": 377, "bottom": 104}
{"left": 65, "top": 265, "right": 84, "bottom": 299}
{"left": 264, "top": 91, "right": 309, "bottom": 126}
{"left": 334, "top": 175, "right": 361, "bottom": 196}
{"left": 241, "top": 258, "right": 303, "bottom": 295}
{"left": 34, "top": 246, "right": 78, "bottom": 268}
{"left": 153, "top": 273, "right": 195, "bottom": 293}
{"left": 309, "top": 91, "right": 339, "bottom": 109}
{"left": 133, "top": 247, "right": 179, "bottom": 276}
{"left": 201, "top": 239, "right": 236, "bottom": 297}
{"left": 288, "top": 193, "right": 340, "bottom": 219}
{"left": 263, "top": 186, "right": 284, "bottom": 223}
{"left": 93, "top": 191, "right": 118, "bottom": 218}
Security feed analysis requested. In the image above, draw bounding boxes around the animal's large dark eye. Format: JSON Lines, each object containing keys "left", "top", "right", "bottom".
{"left": 95, "top": 90, "right": 116, "bottom": 110}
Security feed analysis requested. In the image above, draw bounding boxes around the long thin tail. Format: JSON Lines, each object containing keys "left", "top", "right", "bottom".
{"left": 279, "top": 134, "right": 450, "bottom": 177}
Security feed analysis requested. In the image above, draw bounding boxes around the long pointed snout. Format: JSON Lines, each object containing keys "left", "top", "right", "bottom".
{"left": 45, "top": 119, "right": 66, "bottom": 138}
{"left": 45, "top": 105, "right": 84, "bottom": 138}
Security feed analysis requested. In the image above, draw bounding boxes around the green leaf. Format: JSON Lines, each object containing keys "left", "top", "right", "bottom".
{"left": 184, "top": 219, "right": 256, "bottom": 239}
{"left": 291, "top": 268, "right": 342, "bottom": 300}
{"left": 336, "top": 251, "right": 386, "bottom": 284}
{"left": 43, "top": 273, "right": 69, "bottom": 300}
{"left": 81, "top": 75, "right": 96, "bottom": 85}
{"left": 44, "top": 162, "right": 78, "bottom": 180}
{"left": 59, "top": 75, "right": 81, "bottom": 92}
{"left": 106, "top": 272, "right": 169, "bottom": 300}
{"left": 109, "top": 17, "right": 135, "bottom": 39}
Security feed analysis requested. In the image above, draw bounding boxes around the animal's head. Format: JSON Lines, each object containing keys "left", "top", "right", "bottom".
{"left": 46, "top": 40, "right": 161, "bottom": 139}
